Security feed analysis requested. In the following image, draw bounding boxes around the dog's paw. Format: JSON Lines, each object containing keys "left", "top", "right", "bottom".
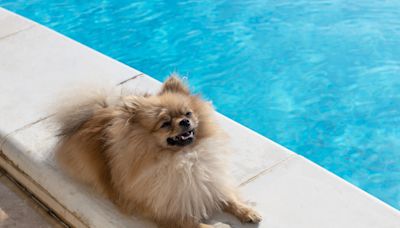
{"left": 237, "top": 207, "right": 262, "bottom": 224}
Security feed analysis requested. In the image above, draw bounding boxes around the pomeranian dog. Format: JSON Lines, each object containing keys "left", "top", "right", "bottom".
{"left": 55, "top": 76, "right": 261, "bottom": 228}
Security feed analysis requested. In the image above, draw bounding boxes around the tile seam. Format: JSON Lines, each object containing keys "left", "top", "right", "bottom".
{"left": 117, "top": 73, "right": 144, "bottom": 85}
{"left": 0, "top": 73, "right": 143, "bottom": 150}
{"left": 238, "top": 154, "right": 298, "bottom": 187}
{"left": 0, "top": 24, "right": 37, "bottom": 41}
{"left": 0, "top": 115, "right": 54, "bottom": 150}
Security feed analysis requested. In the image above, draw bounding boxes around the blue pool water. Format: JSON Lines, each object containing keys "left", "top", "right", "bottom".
{"left": 1, "top": 1, "right": 399, "bottom": 209}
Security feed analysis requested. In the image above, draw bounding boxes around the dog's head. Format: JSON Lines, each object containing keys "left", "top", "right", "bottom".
{"left": 122, "top": 76, "right": 216, "bottom": 150}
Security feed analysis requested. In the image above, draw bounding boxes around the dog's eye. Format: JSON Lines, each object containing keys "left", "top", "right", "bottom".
{"left": 185, "top": 112, "right": 192, "bottom": 117}
{"left": 160, "top": 121, "right": 171, "bottom": 128}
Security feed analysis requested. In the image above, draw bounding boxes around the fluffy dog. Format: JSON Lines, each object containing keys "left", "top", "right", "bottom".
{"left": 55, "top": 76, "right": 261, "bottom": 228}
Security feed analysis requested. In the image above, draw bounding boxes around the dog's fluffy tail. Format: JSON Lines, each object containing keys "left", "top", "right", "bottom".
{"left": 54, "top": 86, "right": 119, "bottom": 138}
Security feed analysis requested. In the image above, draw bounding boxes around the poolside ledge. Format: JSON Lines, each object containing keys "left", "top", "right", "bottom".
{"left": 0, "top": 8, "right": 399, "bottom": 228}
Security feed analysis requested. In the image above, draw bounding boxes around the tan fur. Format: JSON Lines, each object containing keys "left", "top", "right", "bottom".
{"left": 55, "top": 76, "right": 261, "bottom": 228}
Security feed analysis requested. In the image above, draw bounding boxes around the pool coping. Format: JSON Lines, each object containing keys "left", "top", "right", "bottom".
{"left": 0, "top": 7, "right": 399, "bottom": 228}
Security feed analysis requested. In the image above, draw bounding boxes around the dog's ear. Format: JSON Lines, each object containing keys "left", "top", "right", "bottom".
{"left": 159, "top": 75, "right": 190, "bottom": 95}
{"left": 122, "top": 96, "right": 160, "bottom": 117}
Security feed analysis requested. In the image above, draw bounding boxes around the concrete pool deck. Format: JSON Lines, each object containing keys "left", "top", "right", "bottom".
{"left": 0, "top": 7, "right": 399, "bottom": 228}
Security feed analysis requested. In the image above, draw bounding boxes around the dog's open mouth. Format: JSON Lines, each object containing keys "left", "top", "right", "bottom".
{"left": 167, "top": 129, "right": 195, "bottom": 146}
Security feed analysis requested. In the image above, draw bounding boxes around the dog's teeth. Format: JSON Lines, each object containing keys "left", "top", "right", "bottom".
{"left": 174, "top": 130, "right": 194, "bottom": 142}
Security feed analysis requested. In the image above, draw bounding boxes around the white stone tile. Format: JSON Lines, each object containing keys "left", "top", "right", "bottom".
{"left": 216, "top": 115, "right": 294, "bottom": 184}
{"left": 0, "top": 8, "right": 35, "bottom": 39}
{"left": 119, "top": 74, "right": 161, "bottom": 94}
{"left": 0, "top": 24, "right": 141, "bottom": 138}
{"left": 216, "top": 156, "right": 400, "bottom": 228}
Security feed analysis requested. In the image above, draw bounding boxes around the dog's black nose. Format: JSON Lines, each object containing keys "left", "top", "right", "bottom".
{"left": 179, "top": 119, "right": 190, "bottom": 128}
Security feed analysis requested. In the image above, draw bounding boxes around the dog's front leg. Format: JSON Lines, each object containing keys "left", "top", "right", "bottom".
{"left": 222, "top": 195, "right": 262, "bottom": 224}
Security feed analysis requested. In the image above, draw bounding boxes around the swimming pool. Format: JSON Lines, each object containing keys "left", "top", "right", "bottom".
{"left": 1, "top": 1, "right": 399, "bottom": 209}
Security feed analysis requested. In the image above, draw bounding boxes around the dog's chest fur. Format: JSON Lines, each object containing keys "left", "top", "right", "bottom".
{"left": 125, "top": 139, "right": 232, "bottom": 220}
